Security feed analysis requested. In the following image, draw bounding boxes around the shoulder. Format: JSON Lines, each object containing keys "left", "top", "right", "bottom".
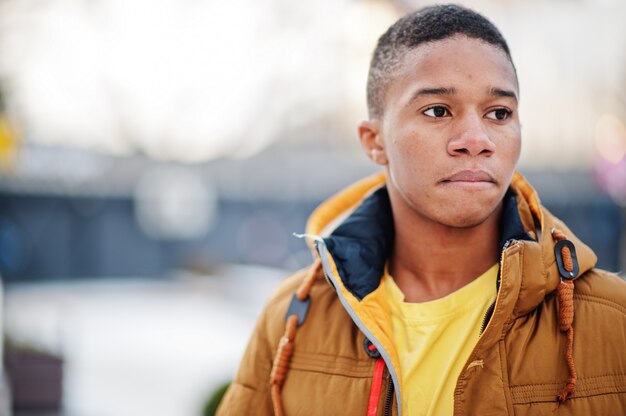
{"left": 260, "top": 262, "right": 362, "bottom": 357}
{"left": 217, "top": 267, "right": 325, "bottom": 416}
{"left": 259, "top": 264, "right": 341, "bottom": 343}
{"left": 266, "top": 267, "right": 310, "bottom": 306}
{"left": 574, "top": 268, "right": 626, "bottom": 319}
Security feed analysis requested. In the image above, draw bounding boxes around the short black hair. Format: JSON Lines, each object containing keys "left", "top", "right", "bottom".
{"left": 366, "top": 4, "right": 515, "bottom": 118}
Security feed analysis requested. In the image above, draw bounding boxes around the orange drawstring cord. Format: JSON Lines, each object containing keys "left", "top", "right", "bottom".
{"left": 270, "top": 315, "right": 298, "bottom": 416}
{"left": 270, "top": 258, "right": 322, "bottom": 416}
{"left": 552, "top": 229, "right": 577, "bottom": 402}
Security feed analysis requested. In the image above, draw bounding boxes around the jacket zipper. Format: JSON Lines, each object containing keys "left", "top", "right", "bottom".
{"left": 383, "top": 374, "right": 394, "bottom": 416}
{"left": 453, "top": 239, "right": 519, "bottom": 415}
{"left": 479, "top": 302, "right": 495, "bottom": 335}
{"left": 316, "top": 241, "right": 402, "bottom": 416}
{"left": 479, "top": 239, "right": 518, "bottom": 336}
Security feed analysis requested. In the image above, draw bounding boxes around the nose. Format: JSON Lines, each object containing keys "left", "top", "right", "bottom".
{"left": 447, "top": 113, "right": 496, "bottom": 157}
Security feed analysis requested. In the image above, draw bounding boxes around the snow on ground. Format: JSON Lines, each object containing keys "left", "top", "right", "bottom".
{"left": 4, "top": 264, "right": 287, "bottom": 416}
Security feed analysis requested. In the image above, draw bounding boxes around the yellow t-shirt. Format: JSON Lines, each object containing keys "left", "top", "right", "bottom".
{"left": 382, "top": 264, "right": 498, "bottom": 416}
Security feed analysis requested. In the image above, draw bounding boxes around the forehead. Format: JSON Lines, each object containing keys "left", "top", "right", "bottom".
{"left": 386, "top": 35, "right": 518, "bottom": 106}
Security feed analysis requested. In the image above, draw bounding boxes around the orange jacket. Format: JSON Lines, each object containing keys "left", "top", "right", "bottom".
{"left": 218, "top": 172, "right": 626, "bottom": 415}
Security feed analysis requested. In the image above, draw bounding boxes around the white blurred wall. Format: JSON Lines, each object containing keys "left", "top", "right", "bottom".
{"left": 0, "top": 0, "right": 623, "bottom": 170}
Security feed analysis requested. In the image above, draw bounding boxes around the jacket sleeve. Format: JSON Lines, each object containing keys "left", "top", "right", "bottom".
{"left": 216, "top": 302, "right": 276, "bottom": 415}
{"left": 216, "top": 271, "right": 305, "bottom": 415}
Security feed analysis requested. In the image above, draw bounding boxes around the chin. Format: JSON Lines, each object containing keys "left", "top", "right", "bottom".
{"left": 439, "top": 215, "right": 491, "bottom": 229}
{"left": 434, "top": 205, "right": 497, "bottom": 229}
{"left": 437, "top": 191, "right": 504, "bottom": 227}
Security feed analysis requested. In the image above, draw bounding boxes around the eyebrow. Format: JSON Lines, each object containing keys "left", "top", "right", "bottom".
{"left": 407, "top": 86, "right": 518, "bottom": 107}
{"left": 408, "top": 87, "right": 456, "bottom": 105}
{"left": 490, "top": 87, "right": 518, "bottom": 102}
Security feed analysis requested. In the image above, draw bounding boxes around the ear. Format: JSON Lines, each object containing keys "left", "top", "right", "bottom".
{"left": 358, "top": 120, "right": 388, "bottom": 165}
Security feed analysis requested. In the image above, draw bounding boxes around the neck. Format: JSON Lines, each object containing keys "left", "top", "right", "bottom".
{"left": 388, "top": 193, "right": 501, "bottom": 303}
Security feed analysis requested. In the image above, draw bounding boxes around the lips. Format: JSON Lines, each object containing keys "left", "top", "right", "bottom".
{"left": 442, "top": 170, "right": 496, "bottom": 183}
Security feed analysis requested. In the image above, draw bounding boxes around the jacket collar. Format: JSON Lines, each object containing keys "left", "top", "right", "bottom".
{"left": 306, "top": 171, "right": 597, "bottom": 314}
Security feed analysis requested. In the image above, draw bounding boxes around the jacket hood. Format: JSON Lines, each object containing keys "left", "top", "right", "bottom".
{"left": 306, "top": 171, "right": 597, "bottom": 316}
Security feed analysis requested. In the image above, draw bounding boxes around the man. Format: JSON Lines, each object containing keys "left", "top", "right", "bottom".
{"left": 218, "top": 4, "right": 626, "bottom": 415}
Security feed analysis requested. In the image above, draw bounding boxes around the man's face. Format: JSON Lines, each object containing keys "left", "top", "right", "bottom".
{"left": 360, "top": 35, "right": 521, "bottom": 228}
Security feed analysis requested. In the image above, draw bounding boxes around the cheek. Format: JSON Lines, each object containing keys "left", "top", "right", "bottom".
{"left": 388, "top": 127, "right": 436, "bottom": 165}
{"left": 386, "top": 138, "right": 447, "bottom": 193}
{"left": 387, "top": 151, "right": 435, "bottom": 204}
{"left": 508, "top": 134, "right": 522, "bottom": 164}
{"left": 388, "top": 143, "right": 429, "bottom": 180}
{"left": 497, "top": 126, "right": 521, "bottom": 164}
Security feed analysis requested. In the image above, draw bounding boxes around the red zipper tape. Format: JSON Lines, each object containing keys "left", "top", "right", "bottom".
{"left": 367, "top": 357, "right": 385, "bottom": 416}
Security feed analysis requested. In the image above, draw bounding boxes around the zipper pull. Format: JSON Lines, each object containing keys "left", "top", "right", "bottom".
{"left": 364, "top": 338, "right": 381, "bottom": 359}
{"left": 364, "top": 338, "right": 385, "bottom": 416}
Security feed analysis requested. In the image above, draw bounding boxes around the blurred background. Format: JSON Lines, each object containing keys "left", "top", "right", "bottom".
{"left": 0, "top": 0, "right": 624, "bottom": 414}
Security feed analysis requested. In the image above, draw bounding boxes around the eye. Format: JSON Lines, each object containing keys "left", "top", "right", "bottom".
{"left": 486, "top": 108, "right": 512, "bottom": 121}
{"left": 423, "top": 106, "right": 450, "bottom": 118}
